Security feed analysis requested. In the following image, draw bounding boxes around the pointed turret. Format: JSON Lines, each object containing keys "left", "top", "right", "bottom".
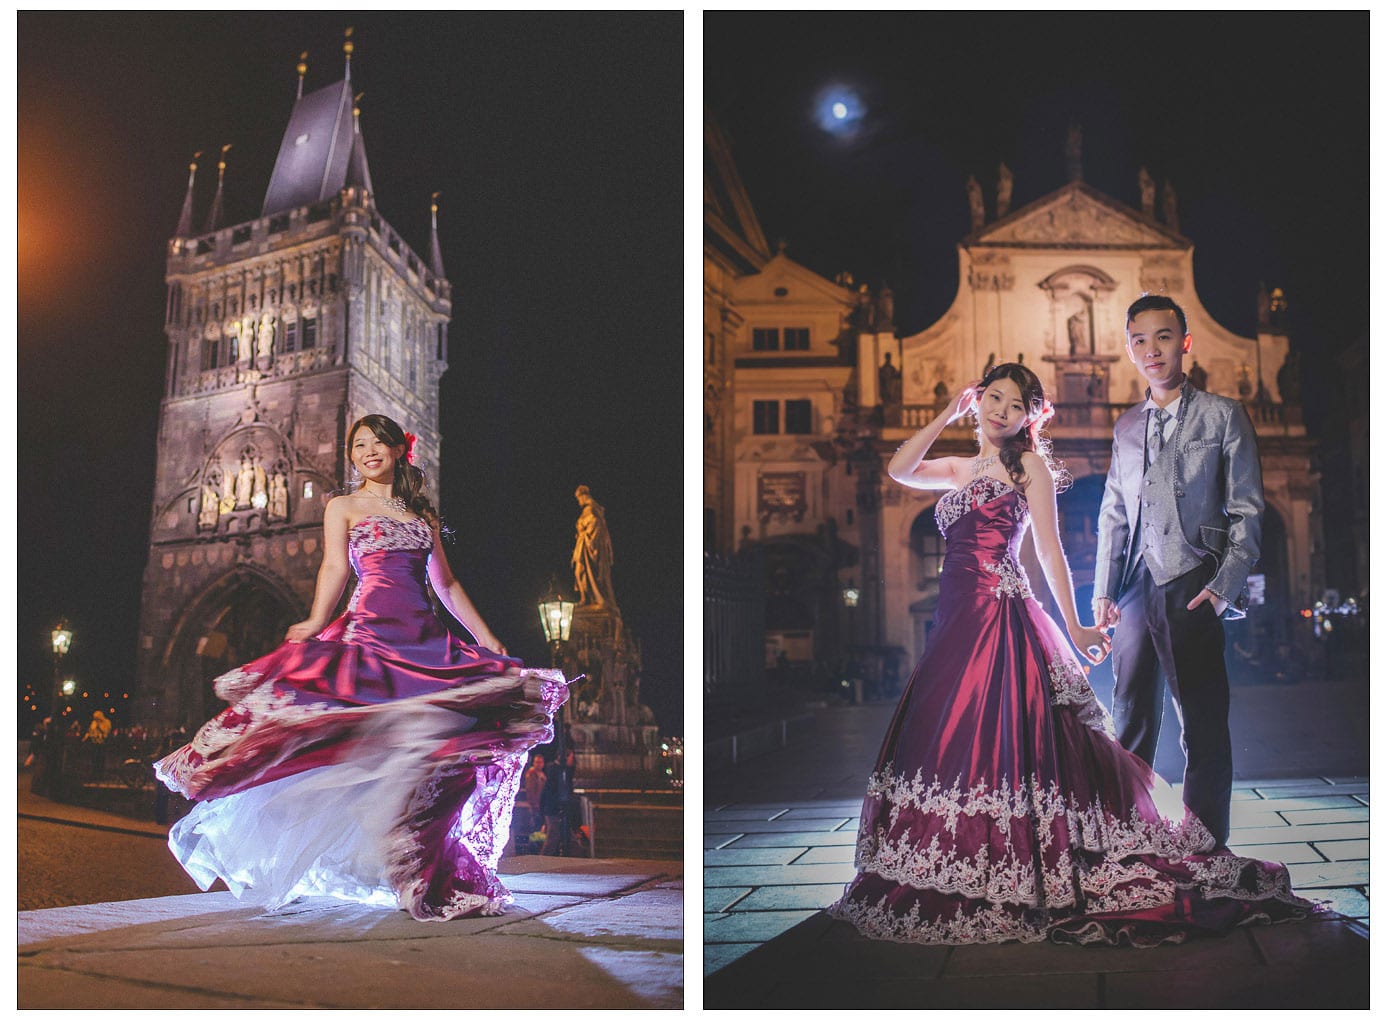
{"left": 345, "top": 92, "right": 374, "bottom": 194}
{"left": 429, "top": 192, "right": 446, "bottom": 279}
{"left": 343, "top": 26, "right": 354, "bottom": 82}
{"left": 204, "top": 144, "right": 231, "bottom": 233}
{"left": 175, "top": 152, "right": 201, "bottom": 237}
{"left": 296, "top": 51, "right": 308, "bottom": 99}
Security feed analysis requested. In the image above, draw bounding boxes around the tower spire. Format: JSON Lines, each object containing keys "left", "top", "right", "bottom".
{"left": 296, "top": 50, "right": 308, "bottom": 99}
{"left": 429, "top": 192, "right": 446, "bottom": 278}
{"left": 343, "top": 26, "right": 354, "bottom": 82}
{"left": 346, "top": 92, "right": 375, "bottom": 195}
{"left": 204, "top": 144, "right": 231, "bottom": 234}
{"left": 175, "top": 151, "right": 201, "bottom": 238}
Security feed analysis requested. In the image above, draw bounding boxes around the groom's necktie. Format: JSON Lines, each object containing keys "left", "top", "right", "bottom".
{"left": 1146, "top": 406, "right": 1170, "bottom": 472}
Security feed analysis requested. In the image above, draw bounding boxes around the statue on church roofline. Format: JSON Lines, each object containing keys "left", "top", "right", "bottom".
{"left": 966, "top": 175, "right": 985, "bottom": 231}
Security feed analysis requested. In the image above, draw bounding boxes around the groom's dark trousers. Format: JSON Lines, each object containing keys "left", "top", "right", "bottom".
{"left": 1110, "top": 555, "right": 1232, "bottom": 847}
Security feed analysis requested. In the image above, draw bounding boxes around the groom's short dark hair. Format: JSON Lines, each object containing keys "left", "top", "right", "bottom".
{"left": 1126, "top": 294, "right": 1188, "bottom": 336}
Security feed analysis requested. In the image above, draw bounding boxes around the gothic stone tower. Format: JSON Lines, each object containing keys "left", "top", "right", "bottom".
{"left": 136, "top": 57, "right": 452, "bottom": 728}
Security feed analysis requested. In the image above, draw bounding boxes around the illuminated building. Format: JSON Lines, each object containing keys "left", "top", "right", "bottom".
{"left": 705, "top": 124, "right": 1320, "bottom": 689}
{"left": 135, "top": 44, "right": 450, "bottom": 727}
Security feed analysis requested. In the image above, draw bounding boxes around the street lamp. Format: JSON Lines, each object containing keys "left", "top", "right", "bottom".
{"left": 51, "top": 620, "right": 72, "bottom": 715}
{"left": 537, "top": 578, "right": 575, "bottom": 855}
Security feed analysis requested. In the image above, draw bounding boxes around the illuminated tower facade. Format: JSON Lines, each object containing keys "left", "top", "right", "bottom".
{"left": 135, "top": 46, "right": 452, "bottom": 727}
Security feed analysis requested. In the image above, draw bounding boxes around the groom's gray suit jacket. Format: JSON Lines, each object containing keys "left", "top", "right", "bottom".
{"left": 1094, "top": 380, "right": 1264, "bottom": 620}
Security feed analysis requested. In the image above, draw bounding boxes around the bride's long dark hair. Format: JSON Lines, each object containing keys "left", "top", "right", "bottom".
{"left": 347, "top": 414, "right": 440, "bottom": 526}
{"left": 973, "top": 362, "right": 1071, "bottom": 493}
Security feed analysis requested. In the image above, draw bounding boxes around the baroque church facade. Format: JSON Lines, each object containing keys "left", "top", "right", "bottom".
{"left": 705, "top": 123, "right": 1318, "bottom": 690}
{"left": 136, "top": 53, "right": 451, "bottom": 728}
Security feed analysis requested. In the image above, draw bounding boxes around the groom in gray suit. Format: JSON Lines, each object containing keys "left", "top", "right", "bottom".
{"left": 1093, "top": 294, "right": 1264, "bottom": 847}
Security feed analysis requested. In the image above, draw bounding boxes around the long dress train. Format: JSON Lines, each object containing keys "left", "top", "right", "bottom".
{"left": 827, "top": 476, "right": 1316, "bottom": 946}
{"left": 155, "top": 514, "right": 567, "bottom": 921}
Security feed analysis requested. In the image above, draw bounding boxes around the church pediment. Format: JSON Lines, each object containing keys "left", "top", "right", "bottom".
{"left": 973, "top": 183, "right": 1185, "bottom": 250}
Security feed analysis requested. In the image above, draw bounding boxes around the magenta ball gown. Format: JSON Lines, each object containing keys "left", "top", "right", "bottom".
{"left": 827, "top": 475, "right": 1316, "bottom": 946}
{"left": 154, "top": 514, "right": 568, "bottom": 921}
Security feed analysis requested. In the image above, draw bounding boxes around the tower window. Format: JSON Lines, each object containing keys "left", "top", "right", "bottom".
{"left": 753, "top": 400, "right": 779, "bottom": 434}
{"left": 283, "top": 320, "right": 299, "bottom": 353}
{"left": 752, "top": 327, "right": 779, "bottom": 351}
{"left": 302, "top": 317, "right": 318, "bottom": 350}
{"left": 783, "top": 327, "right": 810, "bottom": 351}
{"left": 785, "top": 399, "right": 813, "bottom": 434}
{"left": 303, "top": 480, "right": 314, "bottom": 499}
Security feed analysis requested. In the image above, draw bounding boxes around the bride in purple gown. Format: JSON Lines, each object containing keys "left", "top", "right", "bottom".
{"left": 155, "top": 414, "right": 567, "bottom": 921}
{"left": 828, "top": 363, "right": 1314, "bottom": 946}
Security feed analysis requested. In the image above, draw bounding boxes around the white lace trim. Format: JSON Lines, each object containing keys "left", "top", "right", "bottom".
{"left": 935, "top": 475, "right": 1026, "bottom": 535}
{"left": 853, "top": 771, "right": 1216, "bottom": 909}
{"left": 349, "top": 515, "right": 433, "bottom": 558}
{"left": 1047, "top": 651, "right": 1115, "bottom": 736}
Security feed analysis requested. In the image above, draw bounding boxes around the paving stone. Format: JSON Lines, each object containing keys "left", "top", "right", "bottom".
{"left": 1231, "top": 795, "right": 1363, "bottom": 814}
{"left": 705, "top": 834, "right": 743, "bottom": 849}
{"left": 704, "top": 887, "right": 751, "bottom": 913}
{"left": 1105, "top": 958, "right": 1367, "bottom": 1008}
{"left": 1314, "top": 838, "right": 1370, "bottom": 862}
{"left": 702, "top": 863, "right": 858, "bottom": 888}
{"left": 790, "top": 846, "right": 856, "bottom": 865}
{"left": 1234, "top": 777, "right": 1332, "bottom": 789}
{"left": 1285, "top": 859, "right": 1371, "bottom": 889}
{"left": 1282, "top": 807, "right": 1372, "bottom": 826}
{"left": 1323, "top": 776, "right": 1369, "bottom": 785}
{"left": 759, "top": 972, "right": 1100, "bottom": 1008}
{"left": 1307, "top": 887, "right": 1369, "bottom": 918}
{"left": 1226, "top": 821, "right": 1367, "bottom": 847}
{"left": 730, "top": 883, "right": 846, "bottom": 912}
{"left": 500, "top": 871, "right": 657, "bottom": 896}
{"left": 528, "top": 889, "right": 683, "bottom": 942}
{"left": 28, "top": 932, "right": 667, "bottom": 1009}
{"left": 703, "top": 818, "right": 848, "bottom": 834}
{"left": 19, "top": 966, "right": 272, "bottom": 1009}
{"left": 704, "top": 942, "right": 759, "bottom": 977}
{"left": 943, "top": 925, "right": 1259, "bottom": 976}
{"left": 704, "top": 909, "right": 818, "bottom": 944}
{"left": 1255, "top": 784, "right": 1370, "bottom": 799}
{"left": 1352, "top": 793, "right": 1369, "bottom": 805}
{"left": 1229, "top": 788, "right": 1261, "bottom": 801}
{"left": 780, "top": 806, "right": 865, "bottom": 819}
{"left": 1249, "top": 913, "right": 1371, "bottom": 965}
{"left": 1228, "top": 811, "right": 1290, "bottom": 829}
{"left": 725, "top": 830, "right": 859, "bottom": 849}
{"left": 703, "top": 847, "right": 807, "bottom": 867}
{"left": 573, "top": 946, "right": 682, "bottom": 1008}
{"left": 1231, "top": 841, "right": 1323, "bottom": 865}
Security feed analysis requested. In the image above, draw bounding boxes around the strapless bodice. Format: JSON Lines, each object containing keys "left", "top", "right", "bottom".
{"left": 936, "top": 475, "right": 1034, "bottom": 603}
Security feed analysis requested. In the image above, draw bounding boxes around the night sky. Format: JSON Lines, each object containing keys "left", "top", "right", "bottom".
{"left": 705, "top": 14, "right": 1367, "bottom": 433}
{"left": 18, "top": 13, "right": 684, "bottom": 732}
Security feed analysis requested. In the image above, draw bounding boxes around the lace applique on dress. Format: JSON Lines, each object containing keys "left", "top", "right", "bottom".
{"left": 1047, "top": 651, "right": 1115, "bottom": 736}
{"left": 349, "top": 515, "right": 433, "bottom": 557}
{"left": 935, "top": 475, "right": 1027, "bottom": 536}
{"left": 982, "top": 558, "right": 1033, "bottom": 599}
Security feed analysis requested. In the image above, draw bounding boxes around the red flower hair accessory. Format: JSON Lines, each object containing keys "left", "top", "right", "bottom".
{"left": 403, "top": 431, "right": 418, "bottom": 463}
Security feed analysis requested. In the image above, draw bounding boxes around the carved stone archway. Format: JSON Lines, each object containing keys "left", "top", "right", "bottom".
{"left": 160, "top": 565, "right": 303, "bottom": 728}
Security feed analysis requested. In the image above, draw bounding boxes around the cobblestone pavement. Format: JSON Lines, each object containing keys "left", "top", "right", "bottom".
{"left": 704, "top": 686, "right": 1369, "bottom": 1006}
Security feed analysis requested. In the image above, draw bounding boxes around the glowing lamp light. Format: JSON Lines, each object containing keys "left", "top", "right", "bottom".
{"left": 538, "top": 580, "right": 574, "bottom": 646}
{"left": 52, "top": 622, "right": 73, "bottom": 657}
{"left": 842, "top": 586, "right": 861, "bottom": 608}
{"left": 61, "top": 679, "right": 76, "bottom": 697}
{"left": 252, "top": 491, "right": 268, "bottom": 509}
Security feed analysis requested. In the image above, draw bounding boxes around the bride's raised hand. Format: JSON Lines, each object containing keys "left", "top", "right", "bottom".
{"left": 1068, "top": 623, "right": 1111, "bottom": 666}
{"left": 947, "top": 381, "right": 983, "bottom": 423}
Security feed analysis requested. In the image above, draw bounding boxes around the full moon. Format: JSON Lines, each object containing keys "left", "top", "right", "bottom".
{"left": 832, "top": 102, "right": 848, "bottom": 120}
